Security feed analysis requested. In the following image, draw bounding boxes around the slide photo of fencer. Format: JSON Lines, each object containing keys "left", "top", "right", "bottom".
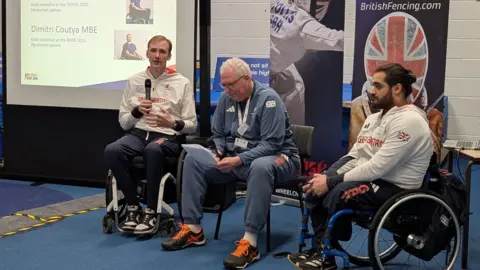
{"left": 126, "top": 0, "right": 153, "bottom": 24}
{"left": 269, "top": 0, "right": 344, "bottom": 125}
{"left": 349, "top": 12, "right": 443, "bottom": 156}
{"left": 114, "top": 31, "right": 149, "bottom": 61}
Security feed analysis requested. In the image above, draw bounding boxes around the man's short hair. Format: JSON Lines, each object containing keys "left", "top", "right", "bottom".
{"left": 374, "top": 63, "right": 417, "bottom": 97}
{"left": 220, "top": 57, "right": 252, "bottom": 77}
{"left": 147, "top": 35, "right": 172, "bottom": 55}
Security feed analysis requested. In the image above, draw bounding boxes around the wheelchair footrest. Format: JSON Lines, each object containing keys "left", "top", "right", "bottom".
{"left": 321, "top": 247, "right": 351, "bottom": 269}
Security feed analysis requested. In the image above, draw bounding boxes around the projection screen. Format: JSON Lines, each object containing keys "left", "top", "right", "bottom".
{"left": 5, "top": 0, "right": 195, "bottom": 110}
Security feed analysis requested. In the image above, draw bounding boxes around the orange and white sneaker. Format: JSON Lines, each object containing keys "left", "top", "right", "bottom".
{"left": 161, "top": 223, "right": 206, "bottom": 251}
{"left": 223, "top": 239, "right": 260, "bottom": 269}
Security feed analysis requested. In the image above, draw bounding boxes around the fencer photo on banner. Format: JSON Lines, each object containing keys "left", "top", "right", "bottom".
{"left": 270, "top": 0, "right": 345, "bottom": 169}
{"left": 350, "top": 0, "right": 450, "bottom": 157}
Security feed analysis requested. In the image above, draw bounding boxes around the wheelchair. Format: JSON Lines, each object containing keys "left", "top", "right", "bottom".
{"left": 102, "top": 153, "right": 186, "bottom": 237}
{"left": 297, "top": 160, "right": 465, "bottom": 269}
{"left": 126, "top": 13, "right": 146, "bottom": 24}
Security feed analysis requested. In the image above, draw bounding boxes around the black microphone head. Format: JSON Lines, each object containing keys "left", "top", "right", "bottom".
{"left": 145, "top": 79, "right": 152, "bottom": 89}
{"left": 145, "top": 79, "right": 152, "bottom": 100}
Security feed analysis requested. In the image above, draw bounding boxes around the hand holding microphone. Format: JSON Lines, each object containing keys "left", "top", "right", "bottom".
{"left": 139, "top": 100, "right": 152, "bottom": 115}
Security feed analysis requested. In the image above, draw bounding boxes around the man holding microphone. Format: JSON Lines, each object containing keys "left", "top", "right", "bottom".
{"left": 104, "top": 35, "right": 197, "bottom": 235}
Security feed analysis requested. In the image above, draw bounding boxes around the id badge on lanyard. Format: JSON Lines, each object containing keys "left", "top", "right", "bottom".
{"left": 237, "top": 97, "right": 250, "bottom": 136}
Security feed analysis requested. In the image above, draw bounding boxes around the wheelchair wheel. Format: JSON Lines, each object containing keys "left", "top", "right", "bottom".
{"left": 368, "top": 190, "right": 461, "bottom": 270}
{"left": 158, "top": 218, "right": 177, "bottom": 237}
{"left": 102, "top": 215, "right": 113, "bottom": 234}
{"left": 332, "top": 236, "right": 402, "bottom": 267}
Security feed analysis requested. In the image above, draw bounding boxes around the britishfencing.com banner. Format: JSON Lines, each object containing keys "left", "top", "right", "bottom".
{"left": 349, "top": 0, "right": 449, "bottom": 156}
{"left": 270, "top": 0, "right": 345, "bottom": 204}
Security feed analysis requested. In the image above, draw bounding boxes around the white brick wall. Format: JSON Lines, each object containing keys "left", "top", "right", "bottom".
{"left": 343, "top": 0, "right": 356, "bottom": 84}
{"left": 211, "top": 0, "right": 270, "bottom": 76}
{"left": 343, "top": 0, "right": 480, "bottom": 140}
{"left": 445, "top": 0, "right": 480, "bottom": 140}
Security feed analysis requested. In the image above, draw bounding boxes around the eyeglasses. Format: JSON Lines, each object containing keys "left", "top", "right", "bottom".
{"left": 220, "top": 74, "right": 246, "bottom": 90}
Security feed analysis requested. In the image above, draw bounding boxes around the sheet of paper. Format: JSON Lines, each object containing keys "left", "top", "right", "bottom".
{"left": 181, "top": 144, "right": 217, "bottom": 166}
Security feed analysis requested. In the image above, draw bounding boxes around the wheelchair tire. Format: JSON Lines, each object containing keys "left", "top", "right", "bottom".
{"left": 102, "top": 215, "right": 113, "bottom": 234}
{"left": 331, "top": 231, "right": 402, "bottom": 267}
{"left": 368, "top": 190, "right": 461, "bottom": 270}
{"left": 158, "top": 219, "right": 177, "bottom": 237}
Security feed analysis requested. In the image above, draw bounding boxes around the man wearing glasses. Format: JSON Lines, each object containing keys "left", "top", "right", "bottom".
{"left": 161, "top": 57, "right": 301, "bottom": 269}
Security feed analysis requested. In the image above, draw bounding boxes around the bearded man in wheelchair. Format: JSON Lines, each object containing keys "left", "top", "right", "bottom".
{"left": 288, "top": 63, "right": 438, "bottom": 270}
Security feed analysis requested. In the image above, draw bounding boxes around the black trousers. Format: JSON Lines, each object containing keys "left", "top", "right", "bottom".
{"left": 306, "top": 157, "right": 403, "bottom": 247}
{"left": 104, "top": 128, "right": 183, "bottom": 210}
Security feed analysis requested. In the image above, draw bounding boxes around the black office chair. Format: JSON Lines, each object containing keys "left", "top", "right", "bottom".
{"left": 212, "top": 125, "right": 315, "bottom": 252}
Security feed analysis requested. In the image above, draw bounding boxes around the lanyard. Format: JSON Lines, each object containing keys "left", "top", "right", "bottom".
{"left": 237, "top": 97, "right": 251, "bottom": 126}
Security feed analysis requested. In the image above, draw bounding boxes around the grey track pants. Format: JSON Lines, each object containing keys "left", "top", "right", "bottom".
{"left": 181, "top": 153, "right": 301, "bottom": 234}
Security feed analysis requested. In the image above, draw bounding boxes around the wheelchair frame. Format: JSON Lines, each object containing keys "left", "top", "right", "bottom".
{"left": 103, "top": 171, "right": 177, "bottom": 235}
{"left": 298, "top": 182, "right": 462, "bottom": 270}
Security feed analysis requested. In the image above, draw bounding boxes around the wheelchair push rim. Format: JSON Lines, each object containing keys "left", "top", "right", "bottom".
{"left": 371, "top": 192, "right": 461, "bottom": 270}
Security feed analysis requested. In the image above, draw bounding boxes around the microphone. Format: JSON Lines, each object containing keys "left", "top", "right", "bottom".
{"left": 145, "top": 79, "right": 152, "bottom": 100}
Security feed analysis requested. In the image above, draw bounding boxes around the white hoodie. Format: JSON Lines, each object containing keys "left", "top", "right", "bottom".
{"left": 118, "top": 67, "right": 197, "bottom": 136}
{"left": 343, "top": 105, "right": 433, "bottom": 189}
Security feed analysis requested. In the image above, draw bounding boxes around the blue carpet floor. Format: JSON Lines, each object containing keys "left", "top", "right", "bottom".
{"left": 0, "top": 157, "right": 479, "bottom": 269}
{"left": 0, "top": 182, "right": 75, "bottom": 217}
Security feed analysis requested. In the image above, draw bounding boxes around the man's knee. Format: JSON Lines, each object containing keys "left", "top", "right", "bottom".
{"left": 104, "top": 140, "right": 122, "bottom": 160}
{"left": 249, "top": 156, "right": 276, "bottom": 177}
{"left": 183, "top": 152, "right": 207, "bottom": 169}
{"left": 144, "top": 141, "right": 166, "bottom": 158}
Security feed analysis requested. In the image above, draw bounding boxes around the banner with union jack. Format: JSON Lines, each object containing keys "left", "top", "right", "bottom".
{"left": 348, "top": 0, "right": 449, "bottom": 153}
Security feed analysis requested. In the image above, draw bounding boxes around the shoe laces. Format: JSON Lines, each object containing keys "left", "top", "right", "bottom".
{"left": 126, "top": 210, "right": 137, "bottom": 220}
{"left": 232, "top": 239, "right": 251, "bottom": 257}
{"left": 173, "top": 223, "right": 190, "bottom": 240}
{"left": 140, "top": 212, "right": 154, "bottom": 223}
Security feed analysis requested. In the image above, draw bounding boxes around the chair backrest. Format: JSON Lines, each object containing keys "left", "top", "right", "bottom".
{"left": 290, "top": 124, "right": 314, "bottom": 159}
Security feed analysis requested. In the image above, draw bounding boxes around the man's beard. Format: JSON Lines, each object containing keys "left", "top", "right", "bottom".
{"left": 370, "top": 89, "right": 394, "bottom": 110}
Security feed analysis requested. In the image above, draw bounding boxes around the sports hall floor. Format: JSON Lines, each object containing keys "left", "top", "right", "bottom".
{"left": 0, "top": 157, "right": 479, "bottom": 270}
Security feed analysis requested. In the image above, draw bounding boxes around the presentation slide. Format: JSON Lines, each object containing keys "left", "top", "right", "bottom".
{"left": 22, "top": 0, "right": 176, "bottom": 89}
{"left": 5, "top": 0, "right": 195, "bottom": 109}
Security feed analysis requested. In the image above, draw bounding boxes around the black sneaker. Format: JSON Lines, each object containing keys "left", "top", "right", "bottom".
{"left": 287, "top": 248, "right": 320, "bottom": 266}
{"left": 122, "top": 205, "right": 141, "bottom": 232}
{"left": 223, "top": 239, "right": 260, "bottom": 269}
{"left": 134, "top": 208, "right": 157, "bottom": 235}
{"left": 296, "top": 254, "right": 337, "bottom": 270}
{"left": 161, "top": 223, "right": 206, "bottom": 250}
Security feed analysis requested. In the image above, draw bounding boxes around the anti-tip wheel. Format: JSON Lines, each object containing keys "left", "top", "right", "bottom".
{"left": 158, "top": 219, "right": 177, "bottom": 237}
{"left": 102, "top": 215, "right": 113, "bottom": 234}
